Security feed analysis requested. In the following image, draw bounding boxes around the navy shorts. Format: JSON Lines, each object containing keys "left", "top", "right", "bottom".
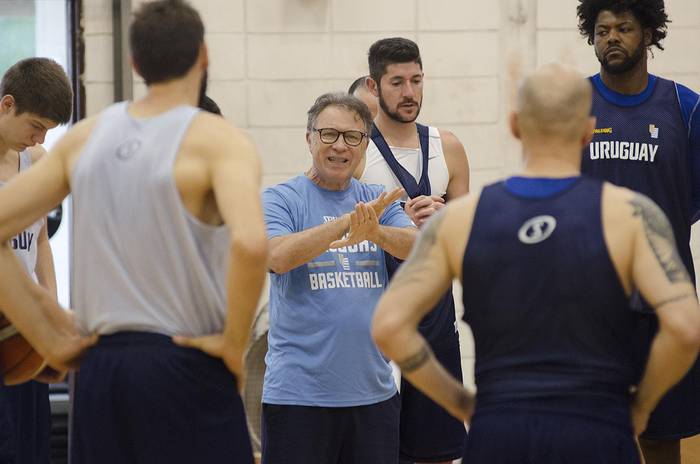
{"left": 262, "top": 394, "right": 400, "bottom": 464}
{"left": 71, "top": 332, "right": 253, "bottom": 464}
{"left": 633, "top": 314, "right": 700, "bottom": 440}
{"left": 0, "top": 381, "right": 51, "bottom": 464}
{"left": 399, "top": 342, "right": 466, "bottom": 462}
{"left": 465, "top": 407, "right": 640, "bottom": 464}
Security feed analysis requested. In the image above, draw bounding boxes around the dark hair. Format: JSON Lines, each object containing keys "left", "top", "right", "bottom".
{"left": 307, "top": 93, "right": 373, "bottom": 135}
{"left": 348, "top": 76, "right": 368, "bottom": 95}
{"left": 199, "top": 95, "right": 222, "bottom": 116}
{"left": 129, "top": 0, "right": 205, "bottom": 85}
{"left": 577, "top": 0, "right": 669, "bottom": 50}
{"left": 0, "top": 57, "right": 72, "bottom": 124}
{"left": 368, "top": 37, "right": 422, "bottom": 84}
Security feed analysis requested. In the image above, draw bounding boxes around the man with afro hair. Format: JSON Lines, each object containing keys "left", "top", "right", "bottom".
{"left": 577, "top": 1, "right": 700, "bottom": 463}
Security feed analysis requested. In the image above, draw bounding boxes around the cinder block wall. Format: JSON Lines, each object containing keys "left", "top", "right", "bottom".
{"left": 82, "top": 0, "right": 700, "bottom": 390}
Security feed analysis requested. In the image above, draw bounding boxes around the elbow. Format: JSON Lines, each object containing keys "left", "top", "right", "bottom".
{"left": 267, "top": 258, "right": 290, "bottom": 275}
{"left": 267, "top": 246, "right": 299, "bottom": 274}
{"left": 667, "top": 309, "right": 700, "bottom": 352}
{"left": 371, "top": 302, "right": 402, "bottom": 356}
{"left": 267, "top": 249, "right": 293, "bottom": 275}
{"left": 679, "top": 319, "right": 700, "bottom": 352}
{"left": 371, "top": 320, "right": 391, "bottom": 355}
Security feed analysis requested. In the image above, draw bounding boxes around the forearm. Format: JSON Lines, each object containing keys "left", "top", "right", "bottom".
{"left": 223, "top": 237, "right": 268, "bottom": 351}
{"left": 635, "top": 326, "right": 700, "bottom": 415}
{"left": 0, "top": 242, "right": 67, "bottom": 358}
{"left": 373, "top": 285, "right": 470, "bottom": 420}
{"left": 373, "top": 226, "right": 417, "bottom": 260}
{"left": 268, "top": 215, "right": 350, "bottom": 274}
{"left": 402, "top": 346, "right": 474, "bottom": 422}
{"left": 375, "top": 315, "right": 472, "bottom": 421}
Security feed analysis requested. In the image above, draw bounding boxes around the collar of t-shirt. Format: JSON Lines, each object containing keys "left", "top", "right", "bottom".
{"left": 504, "top": 176, "right": 581, "bottom": 199}
{"left": 591, "top": 73, "right": 658, "bottom": 107}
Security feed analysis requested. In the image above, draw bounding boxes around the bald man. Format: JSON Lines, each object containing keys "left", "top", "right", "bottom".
{"left": 372, "top": 64, "right": 700, "bottom": 464}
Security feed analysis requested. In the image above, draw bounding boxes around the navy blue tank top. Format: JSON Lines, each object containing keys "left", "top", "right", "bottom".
{"left": 462, "top": 177, "right": 641, "bottom": 421}
{"left": 582, "top": 76, "right": 695, "bottom": 308}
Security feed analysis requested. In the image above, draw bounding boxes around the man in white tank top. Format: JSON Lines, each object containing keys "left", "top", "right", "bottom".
{"left": 0, "top": 2, "right": 267, "bottom": 463}
{"left": 357, "top": 38, "right": 470, "bottom": 464}
{"left": 358, "top": 39, "right": 469, "bottom": 220}
{"left": 0, "top": 57, "right": 73, "bottom": 464}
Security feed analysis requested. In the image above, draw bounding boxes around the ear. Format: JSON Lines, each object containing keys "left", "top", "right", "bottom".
{"left": 509, "top": 111, "right": 521, "bottom": 140}
{"left": 367, "top": 77, "right": 379, "bottom": 97}
{"left": 0, "top": 95, "right": 15, "bottom": 113}
{"left": 199, "top": 42, "right": 209, "bottom": 70}
{"left": 306, "top": 131, "right": 312, "bottom": 146}
{"left": 643, "top": 28, "right": 652, "bottom": 47}
{"left": 582, "top": 116, "right": 597, "bottom": 147}
{"left": 130, "top": 55, "right": 142, "bottom": 79}
{"left": 360, "top": 136, "right": 369, "bottom": 151}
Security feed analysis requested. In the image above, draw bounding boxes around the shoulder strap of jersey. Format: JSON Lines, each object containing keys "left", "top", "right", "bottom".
{"left": 370, "top": 122, "right": 431, "bottom": 198}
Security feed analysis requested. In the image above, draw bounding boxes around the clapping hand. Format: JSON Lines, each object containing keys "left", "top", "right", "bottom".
{"left": 404, "top": 195, "right": 445, "bottom": 227}
{"left": 330, "top": 187, "right": 404, "bottom": 249}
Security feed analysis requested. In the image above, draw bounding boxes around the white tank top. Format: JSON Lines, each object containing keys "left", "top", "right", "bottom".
{"left": 71, "top": 102, "right": 230, "bottom": 336}
{"left": 0, "top": 152, "right": 43, "bottom": 277}
{"left": 359, "top": 126, "right": 449, "bottom": 202}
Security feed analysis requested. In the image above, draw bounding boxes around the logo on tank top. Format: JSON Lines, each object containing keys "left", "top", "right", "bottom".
{"left": 11, "top": 231, "right": 34, "bottom": 251}
{"left": 518, "top": 215, "right": 556, "bottom": 245}
{"left": 116, "top": 138, "right": 142, "bottom": 161}
{"left": 649, "top": 124, "right": 659, "bottom": 139}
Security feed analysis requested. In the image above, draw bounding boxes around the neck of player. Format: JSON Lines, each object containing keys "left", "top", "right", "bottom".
{"left": 520, "top": 139, "right": 582, "bottom": 178}
{"left": 0, "top": 148, "right": 20, "bottom": 181}
{"left": 130, "top": 74, "right": 201, "bottom": 117}
{"left": 0, "top": 138, "right": 11, "bottom": 159}
{"left": 599, "top": 59, "right": 649, "bottom": 95}
{"left": 0, "top": 124, "right": 18, "bottom": 159}
{"left": 374, "top": 111, "right": 419, "bottom": 148}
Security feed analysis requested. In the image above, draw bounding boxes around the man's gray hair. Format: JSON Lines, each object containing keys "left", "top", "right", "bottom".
{"left": 306, "top": 92, "right": 373, "bottom": 135}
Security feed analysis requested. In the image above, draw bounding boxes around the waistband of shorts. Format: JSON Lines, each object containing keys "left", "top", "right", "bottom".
{"left": 87, "top": 331, "right": 240, "bottom": 387}
{"left": 474, "top": 394, "right": 633, "bottom": 429}
{"left": 95, "top": 331, "right": 176, "bottom": 347}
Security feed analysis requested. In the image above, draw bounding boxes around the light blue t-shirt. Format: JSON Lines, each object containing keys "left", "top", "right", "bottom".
{"left": 262, "top": 175, "right": 414, "bottom": 407}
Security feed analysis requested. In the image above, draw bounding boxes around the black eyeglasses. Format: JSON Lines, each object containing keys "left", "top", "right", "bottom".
{"left": 313, "top": 128, "right": 367, "bottom": 147}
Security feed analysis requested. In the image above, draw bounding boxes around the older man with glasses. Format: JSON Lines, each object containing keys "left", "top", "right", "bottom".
{"left": 261, "top": 92, "right": 417, "bottom": 464}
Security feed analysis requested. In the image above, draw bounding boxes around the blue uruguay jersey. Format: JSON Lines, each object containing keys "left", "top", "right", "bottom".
{"left": 462, "top": 177, "right": 641, "bottom": 425}
{"left": 582, "top": 75, "right": 700, "bottom": 293}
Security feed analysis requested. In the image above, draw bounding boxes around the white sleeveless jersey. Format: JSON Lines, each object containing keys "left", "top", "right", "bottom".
{"left": 359, "top": 125, "right": 449, "bottom": 202}
{"left": 0, "top": 152, "right": 43, "bottom": 277}
{"left": 71, "top": 102, "right": 230, "bottom": 336}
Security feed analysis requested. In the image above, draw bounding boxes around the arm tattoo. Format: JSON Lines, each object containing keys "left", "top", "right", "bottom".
{"left": 629, "top": 195, "right": 690, "bottom": 284}
{"left": 396, "top": 342, "right": 433, "bottom": 373}
{"left": 388, "top": 210, "right": 446, "bottom": 289}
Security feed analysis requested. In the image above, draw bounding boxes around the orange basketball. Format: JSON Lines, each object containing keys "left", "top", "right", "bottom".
{"left": 0, "top": 315, "right": 45, "bottom": 385}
